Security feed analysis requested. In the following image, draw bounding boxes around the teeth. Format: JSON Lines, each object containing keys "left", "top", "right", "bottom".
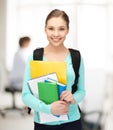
{"left": 52, "top": 38, "right": 60, "bottom": 42}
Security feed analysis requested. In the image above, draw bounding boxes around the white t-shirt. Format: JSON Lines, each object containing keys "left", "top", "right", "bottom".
{"left": 9, "top": 48, "right": 30, "bottom": 90}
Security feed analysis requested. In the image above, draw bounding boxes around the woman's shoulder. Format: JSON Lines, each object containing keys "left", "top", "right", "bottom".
{"left": 27, "top": 53, "right": 33, "bottom": 61}
{"left": 68, "top": 48, "right": 80, "bottom": 52}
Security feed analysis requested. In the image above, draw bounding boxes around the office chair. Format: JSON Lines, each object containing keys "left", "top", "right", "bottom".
{"left": 0, "top": 109, "right": 4, "bottom": 117}
{"left": 3, "top": 86, "right": 26, "bottom": 116}
{"left": 81, "top": 110, "right": 102, "bottom": 130}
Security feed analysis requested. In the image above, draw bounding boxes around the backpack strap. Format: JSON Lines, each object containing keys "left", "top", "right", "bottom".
{"left": 69, "top": 49, "right": 81, "bottom": 94}
{"left": 33, "top": 48, "right": 44, "bottom": 60}
{"left": 28, "top": 48, "right": 44, "bottom": 114}
{"left": 69, "top": 48, "right": 81, "bottom": 113}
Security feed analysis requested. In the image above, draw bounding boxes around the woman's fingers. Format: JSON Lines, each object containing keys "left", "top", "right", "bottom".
{"left": 60, "top": 90, "right": 75, "bottom": 104}
{"left": 51, "top": 101, "right": 69, "bottom": 115}
{"left": 60, "top": 91, "right": 70, "bottom": 100}
{"left": 60, "top": 90, "right": 71, "bottom": 100}
{"left": 59, "top": 100, "right": 68, "bottom": 105}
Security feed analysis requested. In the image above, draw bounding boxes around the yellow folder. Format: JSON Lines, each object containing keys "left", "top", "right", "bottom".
{"left": 30, "top": 61, "right": 67, "bottom": 84}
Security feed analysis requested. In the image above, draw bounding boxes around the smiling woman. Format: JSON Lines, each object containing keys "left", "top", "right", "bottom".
{"left": 22, "top": 9, "right": 85, "bottom": 130}
{"left": 45, "top": 17, "right": 68, "bottom": 47}
{"left": 44, "top": 9, "right": 69, "bottom": 61}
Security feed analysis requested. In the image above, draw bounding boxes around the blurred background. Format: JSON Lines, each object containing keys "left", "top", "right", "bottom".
{"left": 0, "top": 0, "right": 113, "bottom": 130}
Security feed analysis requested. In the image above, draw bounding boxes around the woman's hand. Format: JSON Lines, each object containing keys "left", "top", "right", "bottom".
{"left": 60, "top": 90, "right": 75, "bottom": 104}
{"left": 51, "top": 100, "right": 69, "bottom": 115}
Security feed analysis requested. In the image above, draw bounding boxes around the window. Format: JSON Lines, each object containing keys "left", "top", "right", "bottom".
{"left": 77, "top": 5, "right": 107, "bottom": 69}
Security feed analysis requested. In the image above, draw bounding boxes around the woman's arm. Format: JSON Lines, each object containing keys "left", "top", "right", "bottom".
{"left": 22, "top": 54, "right": 51, "bottom": 114}
{"left": 73, "top": 57, "right": 86, "bottom": 104}
{"left": 60, "top": 57, "right": 86, "bottom": 104}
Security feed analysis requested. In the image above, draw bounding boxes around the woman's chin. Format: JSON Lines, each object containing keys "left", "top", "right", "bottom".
{"left": 51, "top": 42, "right": 63, "bottom": 47}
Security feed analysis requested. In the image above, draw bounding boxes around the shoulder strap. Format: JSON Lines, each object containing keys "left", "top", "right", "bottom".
{"left": 33, "top": 48, "right": 44, "bottom": 60}
{"left": 69, "top": 49, "right": 81, "bottom": 94}
{"left": 28, "top": 48, "right": 44, "bottom": 114}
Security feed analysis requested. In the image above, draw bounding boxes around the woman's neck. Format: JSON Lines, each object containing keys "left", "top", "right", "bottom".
{"left": 44, "top": 43, "right": 69, "bottom": 61}
{"left": 45, "top": 44, "right": 67, "bottom": 53}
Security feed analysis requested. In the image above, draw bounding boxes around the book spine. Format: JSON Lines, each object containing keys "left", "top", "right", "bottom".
{"left": 58, "top": 84, "right": 66, "bottom": 99}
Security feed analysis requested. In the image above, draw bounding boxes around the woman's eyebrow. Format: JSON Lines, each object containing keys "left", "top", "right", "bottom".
{"left": 59, "top": 26, "right": 66, "bottom": 28}
{"left": 47, "top": 26, "right": 66, "bottom": 28}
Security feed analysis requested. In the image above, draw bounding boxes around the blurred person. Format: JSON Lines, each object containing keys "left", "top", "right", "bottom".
{"left": 9, "top": 36, "right": 31, "bottom": 90}
{"left": 22, "top": 9, "right": 85, "bottom": 130}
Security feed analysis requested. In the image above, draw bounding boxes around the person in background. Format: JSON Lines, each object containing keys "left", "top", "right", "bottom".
{"left": 9, "top": 36, "right": 31, "bottom": 90}
{"left": 22, "top": 9, "right": 85, "bottom": 130}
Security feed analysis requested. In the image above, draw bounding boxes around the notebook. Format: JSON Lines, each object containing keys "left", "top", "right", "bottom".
{"left": 38, "top": 82, "right": 59, "bottom": 104}
{"left": 27, "top": 73, "right": 58, "bottom": 97}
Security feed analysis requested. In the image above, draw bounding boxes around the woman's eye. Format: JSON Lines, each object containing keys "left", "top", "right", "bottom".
{"left": 59, "top": 28, "right": 65, "bottom": 31}
{"left": 47, "top": 27, "right": 65, "bottom": 31}
{"left": 48, "top": 28, "right": 54, "bottom": 30}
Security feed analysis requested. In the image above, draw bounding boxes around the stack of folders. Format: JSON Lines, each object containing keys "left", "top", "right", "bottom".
{"left": 28, "top": 61, "right": 68, "bottom": 123}
{"left": 27, "top": 73, "right": 69, "bottom": 123}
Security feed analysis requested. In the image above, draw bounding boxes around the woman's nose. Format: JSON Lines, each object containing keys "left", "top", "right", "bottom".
{"left": 53, "top": 30, "right": 59, "bottom": 36}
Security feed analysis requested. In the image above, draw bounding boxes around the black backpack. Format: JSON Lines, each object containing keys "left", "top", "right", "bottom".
{"left": 28, "top": 48, "right": 81, "bottom": 114}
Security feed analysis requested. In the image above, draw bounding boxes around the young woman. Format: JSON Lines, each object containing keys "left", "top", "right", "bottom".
{"left": 22, "top": 9, "right": 85, "bottom": 130}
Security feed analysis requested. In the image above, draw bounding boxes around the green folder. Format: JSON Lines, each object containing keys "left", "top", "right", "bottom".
{"left": 38, "top": 82, "right": 59, "bottom": 104}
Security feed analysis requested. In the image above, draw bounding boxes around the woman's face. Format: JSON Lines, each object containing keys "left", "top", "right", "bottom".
{"left": 45, "top": 17, "right": 69, "bottom": 47}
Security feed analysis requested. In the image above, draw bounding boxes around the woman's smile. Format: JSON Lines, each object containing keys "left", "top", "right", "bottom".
{"left": 51, "top": 37, "right": 62, "bottom": 42}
